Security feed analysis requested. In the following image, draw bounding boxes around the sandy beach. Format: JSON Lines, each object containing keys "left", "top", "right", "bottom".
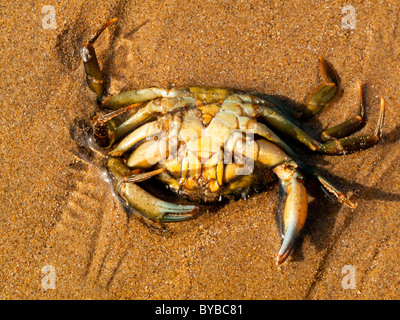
{"left": 1, "top": 0, "right": 400, "bottom": 299}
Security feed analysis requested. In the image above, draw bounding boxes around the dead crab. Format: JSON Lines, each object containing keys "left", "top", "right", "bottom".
{"left": 81, "top": 18, "right": 385, "bottom": 264}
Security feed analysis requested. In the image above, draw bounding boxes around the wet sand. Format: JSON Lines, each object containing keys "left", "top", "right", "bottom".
{"left": 1, "top": 0, "right": 400, "bottom": 299}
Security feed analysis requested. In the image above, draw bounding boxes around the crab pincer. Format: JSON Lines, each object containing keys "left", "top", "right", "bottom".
{"left": 107, "top": 157, "right": 198, "bottom": 222}
{"left": 273, "top": 165, "right": 308, "bottom": 265}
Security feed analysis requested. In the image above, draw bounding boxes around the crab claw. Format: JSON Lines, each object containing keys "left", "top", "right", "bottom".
{"left": 273, "top": 164, "right": 308, "bottom": 265}
{"left": 107, "top": 157, "right": 198, "bottom": 222}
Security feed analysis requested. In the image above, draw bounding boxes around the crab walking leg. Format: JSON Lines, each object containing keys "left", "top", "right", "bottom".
{"left": 262, "top": 82, "right": 366, "bottom": 142}
{"left": 126, "top": 138, "right": 169, "bottom": 168}
{"left": 108, "top": 92, "right": 195, "bottom": 142}
{"left": 81, "top": 18, "right": 118, "bottom": 102}
{"left": 318, "top": 97, "right": 385, "bottom": 155}
{"left": 244, "top": 121, "right": 299, "bottom": 160}
{"left": 103, "top": 86, "right": 197, "bottom": 110}
{"left": 103, "top": 87, "right": 171, "bottom": 110}
{"left": 111, "top": 98, "right": 178, "bottom": 141}
{"left": 107, "top": 157, "right": 198, "bottom": 222}
{"left": 257, "top": 95, "right": 385, "bottom": 155}
{"left": 257, "top": 94, "right": 303, "bottom": 120}
{"left": 257, "top": 105, "right": 321, "bottom": 151}
{"left": 109, "top": 120, "right": 164, "bottom": 157}
{"left": 109, "top": 90, "right": 202, "bottom": 156}
{"left": 301, "top": 56, "right": 340, "bottom": 119}
{"left": 81, "top": 19, "right": 177, "bottom": 109}
{"left": 123, "top": 167, "right": 166, "bottom": 183}
{"left": 258, "top": 57, "right": 379, "bottom": 145}
{"left": 258, "top": 57, "right": 339, "bottom": 120}
{"left": 92, "top": 99, "right": 168, "bottom": 150}
{"left": 112, "top": 106, "right": 156, "bottom": 141}
{"left": 302, "top": 165, "right": 357, "bottom": 208}
{"left": 320, "top": 82, "right": 366, "bottom": 141}
{"left": 320, "top": 115, "right": 364, "bottom": 142}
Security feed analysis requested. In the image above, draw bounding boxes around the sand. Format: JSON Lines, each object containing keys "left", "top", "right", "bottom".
{"left": 1, "top": 0, "right": 400, "bottom": 300}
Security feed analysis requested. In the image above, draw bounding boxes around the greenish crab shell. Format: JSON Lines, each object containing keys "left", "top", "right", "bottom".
{"left": 106, "top": 87, "right": 282, "bottom": 204}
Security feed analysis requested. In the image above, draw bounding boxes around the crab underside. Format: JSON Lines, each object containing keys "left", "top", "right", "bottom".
{"left": 81, "top": 18, "right": 385, "bottom": 264}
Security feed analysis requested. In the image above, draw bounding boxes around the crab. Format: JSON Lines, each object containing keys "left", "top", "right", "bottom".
{"left": 81, "top": 18, "right": 385, "bottom": 264}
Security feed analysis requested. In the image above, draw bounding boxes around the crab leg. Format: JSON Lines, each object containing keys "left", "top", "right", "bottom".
{"left": 318, "top": 97, "right": 385, "bottom": 155}
{"left": 245, "top": 123, "right": 357, "bottom": 207}
{"left": 258, "top": 57, "right": 339, "bottom": 120}
{"left": 111, "top": 97, "right": 181, "bottom": 141}
{"left": 257, "top": 106, "right": 321, "bottom": 151}
{"left": 99, "top": 91, "right": 198, "bottom": 156}
{"left": 224, "top": 138, "right": 355, "bottom": 263}
{"left": 123, "top": 167, "right": 166, "bottom": 183}
{"left": 81, "top": 18, "right": 118, "bottom": 102}
{"left": 103, "top": 87, "right": 171, "bottom": 110}
{"left": 109, "top": 120, "right": 164, "bottom": 157}
{"left": 126, "top": 138, "right": 169, "bottom": 168}
{"left": 246, "top": 140, "right": 308, "bottom": 264}
{"left": 243, "top": 121, "right": 299, "bottom": 160}
{"left": 257, "top": 57, "right": 384, "bottom": 153}
{"left": 320, "top": 82, "right": 365, "bottom": 141}
{"left": 302, "top": 165, "right": 357, "bottom": 208}
{"left": 300, "top": 56, "right": 340, "bottom": 119}
{"left": 81, "top": 18, "right": 179, "bottom": 110}
{"left": 257, "top": 94, "right": 385, "bottom": 155}
{"left": 235, "top": 139, "right": 354, "bottom": 263}
{"left": 91, "top": 100, "right": 165, "bottom": 150}
{"left": 273, "top": 164, "right": 308, "bottom": 265}
{"left": 99, "top": 90, "right": 197, "bottom": 148}
{"left": 256, "top": 140, "right": 308, "bottom": 264}
{"left": 321, "top": 116, "right": 364, "bottom": 142}
{"left": 107, "top": 157, "right": 198, "bottom": 222}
